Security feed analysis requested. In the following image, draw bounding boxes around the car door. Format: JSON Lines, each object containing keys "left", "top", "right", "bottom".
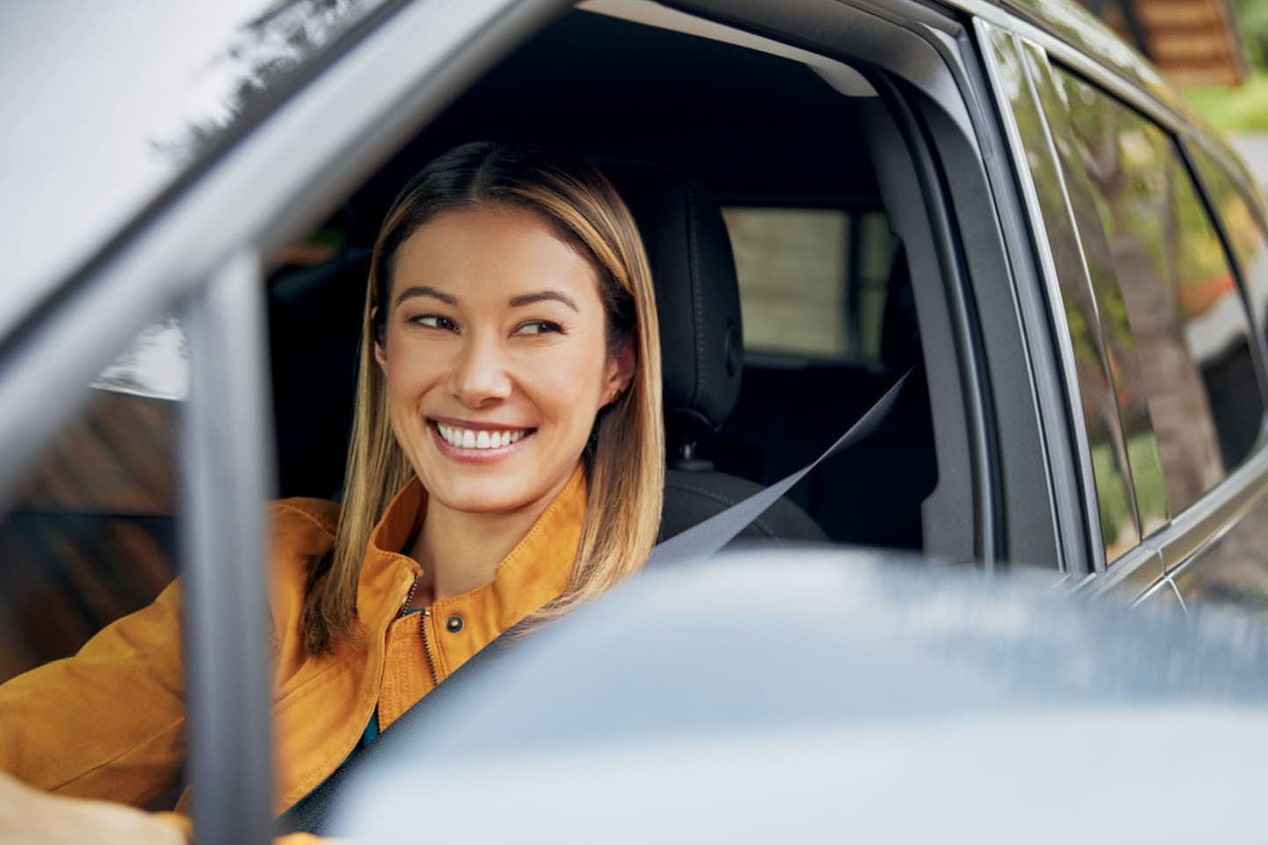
{"left": 0, "top": 1, "right": 569, "bottom": 840}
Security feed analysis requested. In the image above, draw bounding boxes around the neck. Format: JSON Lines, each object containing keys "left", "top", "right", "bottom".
{"left": 407, "top": 492, "right": 557, "bottom": 605}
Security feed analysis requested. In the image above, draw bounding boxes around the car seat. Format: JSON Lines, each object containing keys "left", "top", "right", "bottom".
{"left": 602, "top": 162, "right": 826, "bottom": 546}
{"left": 705, "top": 243, "right": 935, "bottom": 549}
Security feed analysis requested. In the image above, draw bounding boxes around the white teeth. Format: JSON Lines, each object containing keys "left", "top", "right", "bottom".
{"left": 437, "top": 424, "right": 527, "bottom": 450}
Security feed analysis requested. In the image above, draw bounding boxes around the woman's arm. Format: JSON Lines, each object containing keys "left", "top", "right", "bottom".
{"left": 0, "top": 771, "right": 186, "bottom": 845}
{"left": 0, "top": 579, "right": 187, "bottom": 806}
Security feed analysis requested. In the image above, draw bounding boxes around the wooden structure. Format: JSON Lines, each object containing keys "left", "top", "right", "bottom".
{"left": 1082, "top": 0, "right": 1247, "bottom": 87}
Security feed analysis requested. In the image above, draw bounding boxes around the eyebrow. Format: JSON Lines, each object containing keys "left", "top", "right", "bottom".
{"left": 508, "top": 290, "right": 579, "bottom": 312}
{"left": 394, "top": 285, "right": 457, "bottom": 307}
{"left": 393, "top": 286, "right": 579, "bottom": 313}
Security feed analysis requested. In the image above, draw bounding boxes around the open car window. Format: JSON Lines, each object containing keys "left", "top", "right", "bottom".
{"left": 0, "top": 321, "right": 189, "bottom": 809}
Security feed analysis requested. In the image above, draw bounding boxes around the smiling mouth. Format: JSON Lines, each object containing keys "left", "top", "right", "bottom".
{"left": 433, "top": 422, "right": 532, "bottom": 451}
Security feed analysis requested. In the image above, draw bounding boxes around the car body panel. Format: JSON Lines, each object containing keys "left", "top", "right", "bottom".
{"left": 333, "top": 550, "right": 1268, "bottom": 842}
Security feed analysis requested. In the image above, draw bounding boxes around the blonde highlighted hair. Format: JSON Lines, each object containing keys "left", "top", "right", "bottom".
{"left": 300, "top": 142, "right": 664, "bottom": 654}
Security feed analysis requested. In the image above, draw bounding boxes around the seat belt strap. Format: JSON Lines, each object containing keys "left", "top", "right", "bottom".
{"left": 649, "top": 367, "right": 913, "bottom": 567}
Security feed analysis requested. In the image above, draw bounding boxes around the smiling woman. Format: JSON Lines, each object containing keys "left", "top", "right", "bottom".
{"left": 310, "top": 141, "right": 665, "bottom": 653}
{"left": 0, "top": 141, "right": 664, "bottom": 843}
{"left": 381, "top": 209, "right": 628, "bottom": 522}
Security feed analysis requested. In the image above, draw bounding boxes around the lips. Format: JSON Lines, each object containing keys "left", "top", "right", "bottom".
{"left": 435, "top": 423, "right": 528, "bottom": 450}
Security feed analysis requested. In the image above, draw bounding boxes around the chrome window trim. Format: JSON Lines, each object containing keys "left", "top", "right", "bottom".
{"left": 1015, "top": 33, "right": 1150, "bottom": 571}
{"left": 1155, "top": 446, "right": 1268, "bottom": 576}
{"left": 1081, "top": 544, "right": 1163, "bottom": 600}
{"left": 1130, "top": 568, "right": 1187, "bottom": 611}
{"left": 975, "top": 19, "right": 1099, "bottom": 574}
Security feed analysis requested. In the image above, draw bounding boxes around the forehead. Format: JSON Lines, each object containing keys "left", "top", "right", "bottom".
{"left": 390, "top": 206, "right": 600, "bottom": 302}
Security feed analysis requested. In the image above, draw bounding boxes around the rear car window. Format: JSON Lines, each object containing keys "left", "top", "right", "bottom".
{"left": 1188, "top": 142, "right": 1268, "bottom": 365}
{"left": 1047, "top": 67, "right": 1265, "bottom": 516}
{"left": 723, "top": 208, "right": 898, "bottom": 364}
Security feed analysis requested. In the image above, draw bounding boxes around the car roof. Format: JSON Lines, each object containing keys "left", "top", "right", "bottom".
{"left": 0, "top": 0, "right": 387, "bottom": 341}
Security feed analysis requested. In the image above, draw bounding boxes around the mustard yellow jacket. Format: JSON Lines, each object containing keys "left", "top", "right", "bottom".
{"left": 0, "top": 468, "right": 585, "bottom": 837}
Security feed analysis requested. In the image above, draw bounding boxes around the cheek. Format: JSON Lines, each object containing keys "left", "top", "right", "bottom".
{"left": 382, "top": 338, "right": 445, "bottom": 398}
{"left": 528, "top": 349, "right": 610, "bottom": 419}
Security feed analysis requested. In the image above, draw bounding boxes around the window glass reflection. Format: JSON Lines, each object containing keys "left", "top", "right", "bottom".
{"left": 1188, "top": 142, "right": 1268, "bottom": 404}
{"left": 1024, "top": 50, "right": 1168, "bottom": 543}
{"left": 1, "top": 0, "right": 385, "bottom": 303}
{"left": 991, "top": 30, "right": 1138, "bottom": 560}
{"left": 1049, "top": 66, "right": 1263, "bottom": 514}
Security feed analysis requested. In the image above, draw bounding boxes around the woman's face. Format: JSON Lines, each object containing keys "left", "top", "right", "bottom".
{"left": 376, "top": 206, "right": 633, "bottom": 518}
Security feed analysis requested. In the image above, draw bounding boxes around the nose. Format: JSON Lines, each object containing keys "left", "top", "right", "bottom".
{"left": 448, "top": 331, "right": 512, "bottom": 408}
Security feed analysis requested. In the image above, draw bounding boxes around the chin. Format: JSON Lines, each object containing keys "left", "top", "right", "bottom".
{"left": 427, "top": 479, "right": 540, "bottom": 516}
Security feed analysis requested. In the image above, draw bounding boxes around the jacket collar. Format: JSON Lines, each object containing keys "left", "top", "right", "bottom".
{"left": 357, "top": 466, "right": 587, "bottom": 633}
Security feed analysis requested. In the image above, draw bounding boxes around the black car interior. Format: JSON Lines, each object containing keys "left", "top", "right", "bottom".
{"left": 1, "top": 6, "right": 943, "bottom": 677}
{"left": 268, "top": 8, "right": 937, "bottom": 548}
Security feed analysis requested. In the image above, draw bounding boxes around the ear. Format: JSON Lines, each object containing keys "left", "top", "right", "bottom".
{"left": 371, "top": 307, "right": 387, "bottom": 369}
{"left": 603, "top": 337, "right": 636, "bottom": 405}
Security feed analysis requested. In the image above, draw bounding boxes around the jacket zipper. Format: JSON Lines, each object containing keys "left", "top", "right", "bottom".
{"left": 401, "top": 574, "right": 440, "bottom": 686}
{"left": 313, "top": 573, "right": 414, "bottom": 804}
{"left": 419, "top": 609, "right": 440, "bottom": 686}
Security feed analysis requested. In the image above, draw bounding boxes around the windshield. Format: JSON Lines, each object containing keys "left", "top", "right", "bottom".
{"left": 0, "top": 0, "right": 389, "bottom": 338}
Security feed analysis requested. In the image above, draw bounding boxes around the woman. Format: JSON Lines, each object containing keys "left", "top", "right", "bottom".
{"left": 0, "top": 141, "right": 665, "bottom": 842}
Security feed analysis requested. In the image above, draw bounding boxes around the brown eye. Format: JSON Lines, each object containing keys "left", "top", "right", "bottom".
{"left": 413, "top": 314, "right": 459, "bottom": 332}
{"left": 515, "top": 320, "right": 563, "bottom": 336}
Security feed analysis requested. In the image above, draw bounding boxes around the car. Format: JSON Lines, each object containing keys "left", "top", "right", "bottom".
{"left": 332, "top": 549, "right": 1268, "bottom": 843}
{"left": 2, "top": 0, "right": 1268, "bottom": 840}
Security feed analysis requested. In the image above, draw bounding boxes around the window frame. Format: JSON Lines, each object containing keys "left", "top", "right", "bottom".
{"left": 0, "top": 0, "right": 570, "bottom": 839}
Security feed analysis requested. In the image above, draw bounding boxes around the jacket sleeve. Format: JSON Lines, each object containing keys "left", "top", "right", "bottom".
{"left": 0, "top": 498, "right": 341, "bottom": 841}
{"left": 0, "top": 577, "right": 187, "bottom": 806}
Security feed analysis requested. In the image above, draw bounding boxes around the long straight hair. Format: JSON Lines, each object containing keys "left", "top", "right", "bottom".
{"left": 300, "top": 142, "right": 664, "bottom": 654}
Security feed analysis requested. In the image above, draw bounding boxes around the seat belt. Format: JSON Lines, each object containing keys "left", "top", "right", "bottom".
{"left": 283, "top": 366, "right": 914, "bottom": 834}
{"left": 649, "top": 366, "right": 913, "bottom": 567}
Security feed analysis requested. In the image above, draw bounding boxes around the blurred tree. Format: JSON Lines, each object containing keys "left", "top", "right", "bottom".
{"left": 1231, "top": 0, "right": 1268, "bottom": 69}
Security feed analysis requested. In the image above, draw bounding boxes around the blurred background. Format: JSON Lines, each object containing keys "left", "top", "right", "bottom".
{"left": 1079, "top": 0, "right": 1268, "bottom": 190}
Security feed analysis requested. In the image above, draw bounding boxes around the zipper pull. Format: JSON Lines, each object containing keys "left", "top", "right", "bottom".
{"left": 398, "top": 574, "right": 420, "bottom": 617}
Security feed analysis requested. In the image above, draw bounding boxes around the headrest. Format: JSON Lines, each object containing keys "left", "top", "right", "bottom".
{"left": 603, "top": 163, "right": 743, "bottom": 434}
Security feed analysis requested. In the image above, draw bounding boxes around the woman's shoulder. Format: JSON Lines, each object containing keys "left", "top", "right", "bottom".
{"left": 266, "top": 497, "right": 339, "bottom": 634}
{"left": 270, "top": 497, "right": 341, "bottom": 547}
{"left": 267, "top": 498, "right": 341, "bottom": 601}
